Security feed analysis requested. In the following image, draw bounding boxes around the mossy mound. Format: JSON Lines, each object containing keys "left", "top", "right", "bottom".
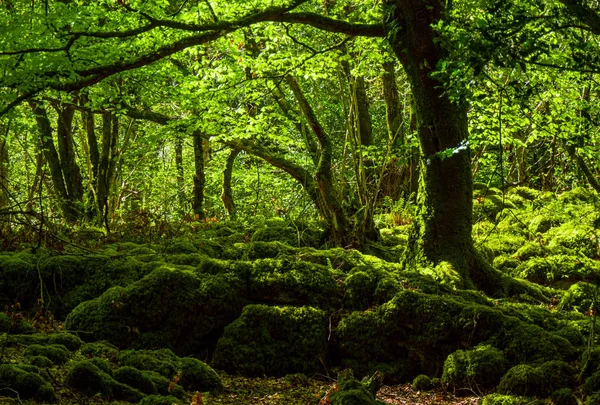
{"left": 113, "top": 366, "right": 157, "bottom": 395}
{"left": 559, "top": 282, "right": 598, "bottom": 313}
{"left": 335, "top": 290, "right": 574, "bottom": 382}
{"left": 328, "top": 370, "right": 383, "bottom": 405}
{"left": 65, "top": 360, "right": 145, "bottom": 402}
{"left": 118, "top": 349, "right": 178, "bottom": 378}
{"left": 411, "top": 374, "right": 432, "bottom": 391}
{"left": 551, "top": 388, "right": 577, "bottom": 405}
{"left": 343, "top": 266, "right": 400, "bottom": 310}
{"left": 47, "top": 332, "right": 83, "bottom": 351}
{"left": 65, "top": 266, "right": 246, "bottom": 354}
{"left": 514, "top": 255, "right": 600, "bottom": 284}
{"left": 27, "top": 355, "right": 54, "bottom": 368}
{"left": 441, "top": 345, "right": 507, "bottom": 389}
{"left": 139, "top": 395, "right": 184, "bottom": 405}
{"left": 213, "top": 304, "right": 328, "bottom": 376}
{"left": 24, "top": 344, "right": 71, "bottom": 365}
{"left": 497, "top": 361, "right": 574, "bottom": 397}
{"left": 178, "top": 357, "right": 223, "bottom": 392}
{"left": 0, "top": 363, "right": 55, "bottom": 401}
{"left": 81, "top": 341, "right": 120, "bottom": 361}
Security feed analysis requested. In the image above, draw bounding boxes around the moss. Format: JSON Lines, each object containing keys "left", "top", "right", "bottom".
{"left": 244, "top": 241, "right": 297, "bottom": 260}
{"left": 163, "top": 239, "right": 198, "bottom": 254}
{"left": 247, "top": 259, "right": 339, "bottom": 308}
{"left": 27, "top": 355, "right": 53, "bottom": 368}
{"left": 139, "top": 395, "right": 184, "bottom": 405}
{"left": 47, "top": 332, "right": 83, "bottom": 351}
{"left": 0, "top": 364, "right": 55, "bottom": 401}
{"left": 513, "top": 242, "right": 544, "bottom": 261}
{"left": 328, "top": 370, "right": 381, "bottom": 405}
{"left": 336, "top": 291, "right": 573, "bottom": 383}
{"left": 493, "top": 255, "right": 520, "bottom": 273}
{"left": 585, "top": 371, "right": 600, "bottom": 394}
{"left": 213, "top": 304, "right": 328, "bottom": 376}
{"left": 547, "top": 222, "right": 598, "bottom": 258}
{"left": 586, "top": 393, "right": 600, "bottom": 405}
{"left": 479, "top": 233, "right": 527, "bottom": 257}
{"left": 474, "top": 194, "right": 517, "bottom": 221}
{"left": 65, "top": 267, "right": 247, "bottom": 354}
{"left": 113, "top": 366, "right": 157, "bottom": 395}
{"left": 514, "top": 255, "right": 600, "bottom": 284}
{"left": 441, "top": 345, "right": 507, "bottom": 389}
{"left": 89, "top": 357, "right": 114, "bottom": 375}
{"left": 24, "top": 344, "right": 71, "bottom": 365}
{"left": 411, "top": 374, "right": 432, "bottom": 391}
{"left": 537, "top": 361, "right": 575, "bottom": 394}
{"left": 550, "top": 388, "right": 577, "bottom": 405}
{"left": 559, "top": 282, "right": 598, "bottom": 314}
{"left": 558, "top": 187, "right": 597, "bottom": 204}
{"left": 481, "top": 394, "right": 535, "bottom": 405}
{"left": 178, "top": 357, "right": 223, "bottom": 392}
{"left": 143, "top": 370, "right": 184, "bottom": 397}
{"left": 81, "top": 341, "right": 119, "bottom": 361}
{"left": 555, "top": 325, "right": 585, "bottom": 346}
{"left": 66, "top": 360, "right": 114, "bottom": 396}
{"left": 508, "top": 187, "right": 540, "bottom": 201}
{"left": 497, "top": 364, "right": 544, "bottom": 396}
{"left": 118, "top": 349, "right": 178, "bottom": 378}
{"left": 252, "top": 226, "right": 300, "bottom": 247}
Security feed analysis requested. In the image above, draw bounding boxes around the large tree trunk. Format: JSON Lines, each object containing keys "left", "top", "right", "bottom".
{"left": 384, "top": 0, "right": 475, "bottom": 287}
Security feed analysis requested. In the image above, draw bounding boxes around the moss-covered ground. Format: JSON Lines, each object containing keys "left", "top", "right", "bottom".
{"left": 1, "top": 187, "right": 600, "bottom": 404}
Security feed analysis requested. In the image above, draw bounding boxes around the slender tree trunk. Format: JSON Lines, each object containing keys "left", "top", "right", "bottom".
{"left": 0, "top": 123, "right": 9, "bottom": 211}
{"left": 80, "top": 96, "right": 100, "bottom": 220}
{"left": 221, "top": 148, "right": 240, "bottom": 219}
{"left": 175, "top": 137, "right": 186, "bottom": 213}
{"left": 97, "top": 111, "right": 114, "bottom": 226}
{"left": 286, "top": 75, "right": 350, "bottom": 245}
{"left": 382, "top": 61, "right": 403, "bottom": 144}
{"left": 384, "top": 0, "right": 475, "bottom": 287}
{"left": 192, "top": 130, "right": 206, "bottom": 220}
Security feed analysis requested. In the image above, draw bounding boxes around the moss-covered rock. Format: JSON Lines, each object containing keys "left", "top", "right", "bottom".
{"left": 550, "top": 388, "right": 577, "bottom": 405}
{"left": 559, "top": 282, "right": 598, "bottom": 314}
{"left": 27, "top": 355, "right": 53, "bottom": 368}
{"left": 48, "top": 332, "right": 83, "bottom": 351}
{"left": 335, "top": 291, "right": 573, "bottom": 382}
{"left": 178, "top": 357, "right": 222, "bottom": 392}
{"left": 514, "top": 255, "right": 600, "bottom": 284}
{"left": 65, "top": 266, "right": 246, "bottom": 354}
{"left": 412, "top": 374, "right": 432, "bottom": 391}
{"left": 213, "top": 304, "right": 328, "bottom": 376}
{"left": 496, "top": 364, "right": 544, "bottom": 397}
{"left": 113, "top": 366, "right": 157, "bottom": 395}
{"left": 81, "top": 341, "right": 119, "bottom": 361}
{"left": 507, "top": 187, "right": 540, "bottom": 201}
{"left": 118, "top": 349, "right": 178, "bottom": 378}
{"left": 585, "top": 371, "right": 600, "bottom": 394}
{"left": 586, "top": 393, "right": 600, "bottom": 405}
{"left": 66, "top": 360, "right": 114, "bottom": 396}
{"left": 343, "top": 266, "right": 400, "bottom": 310}
{"left": 0, "top": 364, "right": 55, "bottom": 401}
{"left": 89, "top": 357, "right": 114, "bottom": 375}
{"left": 24, "top": 344, "right": 71, "bottom": 365}
{"left": 65, "top": 360, "right": 145, "bottom": 402}
{"left": 441, "top": 345, "right": 507, "bottom": 389}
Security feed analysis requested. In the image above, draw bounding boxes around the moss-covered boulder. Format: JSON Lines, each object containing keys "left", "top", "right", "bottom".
{"left": 496, "top": 364, "right": 544, "bottom": 397}
{"left": 559, "top": 282, "right": 598, "bottom": 313}
{"left": 117, "top": 349, "right": 178, "bottom": 378}
{"left": 213, "top": 304, "right": 328, "bottom": 376}
{"left": 178, "top": 357, "right": 222, "bottom": 392}
{"left": 65, "top": 360, "right": 145, "bottom": 402}
{"left": 585, "top": 371, "right": 600, "bottom": 394}
{"left": 0, "top": 363, "right": 55, "bottom": 401}
{"left": 28, "top": 355, "right": 54, "bottom": 368}
{"left": 24, "top": 344, "right": 71, "bottom": 365}
{"left": 335, "top": 291, "right": 573, "bottom": 382}
{"left": 65, "top": 266, "right": 246, "bottom": 354}
{"left": 81, "top": 341, "right": 119, "bottom": 361}
{"left": 441, "top": 345, "right": 507, "bottom": 389}
{"left": 48, "top": 333, "right": 83, "bottom": 351}
{"left": 113, "top": 366, "right": 157, "bottom": 395}
{"left": 412, "top": 374, "right": 432, "bottom": 391}
{"left": 551, "top": 388, "right": 577, "bottom": 405}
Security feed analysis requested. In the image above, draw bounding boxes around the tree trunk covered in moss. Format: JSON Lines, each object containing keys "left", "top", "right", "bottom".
{"left": 221, "top": 148, "right": 240, "bottom": 219}
{"left": 382, "top": 61, "right": 403, "bottom": 145}
{"left": 286, "top": 75, "right": 350, "bottom": 246}
{"left": 80, "top": 95, "right": 100, "bottom": 221}
{"left": 53, "top": 101, "right": 84, "bottom": 204}
{"left": 97, "top": 111, "right": 119, "bottom": 227}
{"left": 29, "top": 101, "right": 82, "bottom": 223}
{"left": 192, "top": 130, "right": 206, "bottom": 220}
{"left": 384, "top": 0, "right": 475, "bottom": 287}
{"left": 0, "top": 123, "right": 8, "bottom": 212}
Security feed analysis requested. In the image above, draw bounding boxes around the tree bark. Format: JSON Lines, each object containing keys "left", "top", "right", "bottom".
{"left": 382, "top": 61, "right": 403, "bottom": 144}
{"left": 384, "top": 0, "right": 475, "bottom": 287}
{"left": 53, "top": 102, "right": 84, "bottom": 203}
{"left": 192, "top": 130, "right": 206, "bottom": 220}
{"left": 221, "top": 148, "right": 240, "bottom": 219}
{"left": 175, "top": 137, "right": 186, "bottom": 213}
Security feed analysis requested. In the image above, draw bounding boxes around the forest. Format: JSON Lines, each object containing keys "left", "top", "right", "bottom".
{"left": 1, "top": 0, "right": 600, "bottom": 404}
